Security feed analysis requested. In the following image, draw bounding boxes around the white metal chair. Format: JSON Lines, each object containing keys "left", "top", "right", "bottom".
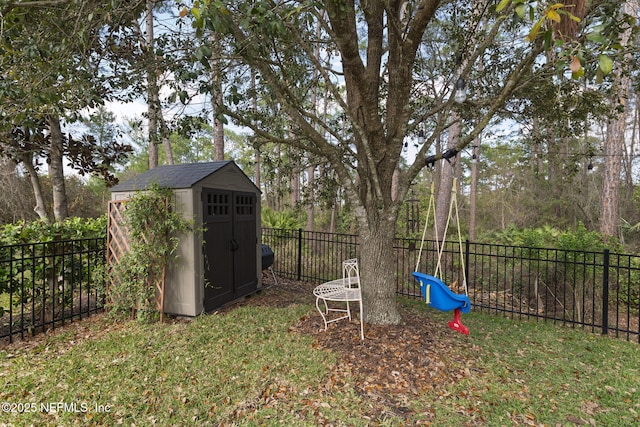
{"left": 313, "top": 258, "right": 364, "bottom": 340}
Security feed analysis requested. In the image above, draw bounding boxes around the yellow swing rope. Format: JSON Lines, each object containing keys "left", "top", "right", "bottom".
{"left": 451, "top": 178, "right": 468, "bottom": 296}
{"left": 433, "top": 177, "right": 468, "bottom": 296}
{"left": 414, "top": 181, "right": 439, "bottom": 273}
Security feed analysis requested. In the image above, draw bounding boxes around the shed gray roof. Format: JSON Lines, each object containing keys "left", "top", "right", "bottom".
{"left": 110, "top": 161, "right": 252, "bottom": 192}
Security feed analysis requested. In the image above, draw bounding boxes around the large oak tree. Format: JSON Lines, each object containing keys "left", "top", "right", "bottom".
{"left": 190, "top": 0, "right": 628, "bottom": 325}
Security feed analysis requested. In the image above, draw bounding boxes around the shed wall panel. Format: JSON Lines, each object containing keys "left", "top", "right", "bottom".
{"left": 164, "top": 189, "right": 203, "bottom": 316}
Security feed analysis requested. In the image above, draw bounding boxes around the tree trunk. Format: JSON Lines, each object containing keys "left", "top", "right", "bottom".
{"left": 469, "top": 138, "right": 480, "bottom": 240}
{"left": 213, "top": 110, "right": 224, "bottom": 161}
{"left": 160, "top": 116, "right": 174, "bottom": 165}
{"left": 22, "top": 157, "right": 50, "bottom": 222}
{"left": 306, "top": 164, "right": 315, "bottom": 231}
{"left": 275, "top": 143, "right": 282, "bottom": 210}
{"left": 329, "top": 202, "right": 336, "bottom": 233}
{"left": 599, "top": 0, "right": 636, "bottom": 239}
{"left": 290, "top": 147, "right": 300, "bottom": 208}
{"left": 251, "top": 71, "right": 261, "bottom": 188}
{"left": 359, "top": 218, "right": 402, "bottom": 325}
{"left": 391, "top": 166, "right": 400, "bottom": 202}
{"left": 145, "top": 0, "right": 159, "bottom": 169}
{"left": 162, "top": 134, "right": 173, "bottom": 165}
{"left": 47, "top": 115, "right": 68, "bottom": 222}
{"left": 254, "top": 147, "right": 261, "bottom": 189}
{"left": 211, "top": 32, "right": 225, "bottom": 161}
{"left": 435, "top": 119, "right": 460, "bottom": 241}
{"left": 532, "top": 117, "right": 543, "bottom": 175}
{"left": 600, "top": 116, "right": 625, "bottom": 238}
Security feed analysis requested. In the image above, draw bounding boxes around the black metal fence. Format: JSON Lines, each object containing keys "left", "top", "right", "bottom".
{"left": 0, "top": 238, "right": 105, "bottom": 343}
{"left": 262, "top": 228, "right": 640, "bottom": 343}
{"left": 262, "top": 228, "right": 359, "bottom": 283}
{"left": 2, "top": 230, "right": 638, "bottom": 344}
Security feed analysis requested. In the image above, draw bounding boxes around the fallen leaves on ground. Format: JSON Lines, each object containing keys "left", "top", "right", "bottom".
{"left": 234, "top": 277, "right": 480, "bottom": 423}
{"left": 2, "top": 276, "right": 480, "bottom": 424}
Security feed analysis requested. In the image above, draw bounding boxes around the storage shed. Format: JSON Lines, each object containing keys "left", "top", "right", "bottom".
{"left": 109, "top": 161, "right": 261, "bottom": 316}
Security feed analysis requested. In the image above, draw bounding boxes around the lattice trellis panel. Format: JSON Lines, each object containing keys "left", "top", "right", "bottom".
{"left": 107, "top": 199, "right": 166, "bottom": 321}
{"left": 107, "top": 200, "right": 129, "bottom": 267}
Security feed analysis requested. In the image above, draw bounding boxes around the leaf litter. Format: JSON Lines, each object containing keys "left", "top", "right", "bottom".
{"left": 231, "top": 277, "right": 482, "bottom": 424}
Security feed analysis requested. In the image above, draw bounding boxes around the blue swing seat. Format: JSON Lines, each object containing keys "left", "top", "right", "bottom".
{"left": 412, "top": 271, "right": 471, "bottom": 314}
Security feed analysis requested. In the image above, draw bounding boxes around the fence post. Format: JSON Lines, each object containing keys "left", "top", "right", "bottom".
{"left": 602, "top": 249, "right": 609, "bottom": 336}
{"left": 465, "top": 239, "right": 470, "bottom": 288}
{"left": 297, "top": 228, "right": 303, "bottom": 281}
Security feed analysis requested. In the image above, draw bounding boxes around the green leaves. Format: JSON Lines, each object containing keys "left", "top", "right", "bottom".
{"left": 0, "top": 0, "right": 146, "bottom": 131}
{"left": 495, "top": 0, "right": 511, "bottom": 13}
{"left": 107, "top": 185, "right": 196, "bottom": 321}
{"left": 496, "top": 1, "right": 628, "bottom": 83}
{"left": 598, "top": 54, "right": 613, "bottom": 75}
{"left": 194, "top": 45, "right": 212, "bottom": 67}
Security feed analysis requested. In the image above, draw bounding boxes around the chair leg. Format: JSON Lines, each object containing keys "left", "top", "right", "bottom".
{"left": 268, "top": 266, "right": 278, "bottom": 285}
{"left": 315, "top": 297, "right": 329, "bottom": 331}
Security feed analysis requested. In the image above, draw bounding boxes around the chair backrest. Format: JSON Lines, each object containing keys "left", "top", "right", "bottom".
{"left": 342, "top": 258, "right": 360, "bottom": 289}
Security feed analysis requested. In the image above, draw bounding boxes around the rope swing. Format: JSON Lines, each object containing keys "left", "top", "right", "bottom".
{"left": 412, "top": 175, "right": 471, "bottom": 335}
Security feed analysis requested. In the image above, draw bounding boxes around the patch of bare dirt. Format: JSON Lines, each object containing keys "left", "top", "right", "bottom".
{"left": 0, "top": 311, "right": 120, "bottom": 351}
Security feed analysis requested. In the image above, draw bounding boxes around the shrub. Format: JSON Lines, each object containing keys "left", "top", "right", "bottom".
{"left": 105, "top": 185, "right": 194, "bottom": 321}
{"left": 261, "top": 207, "right": 303, "bottom": 230}
{"left": 0, "top": 216, "right": 107, "bottom": 320}
{"left": 0, "top": 216, "right": 107, "bottom": 245}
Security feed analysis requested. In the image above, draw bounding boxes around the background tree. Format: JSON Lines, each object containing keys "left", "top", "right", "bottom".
{"left": 599, "top": 0, "right": 638, "bottom": 241}
{"left": 0, "top": 0, "right": 144, "bottom": 221}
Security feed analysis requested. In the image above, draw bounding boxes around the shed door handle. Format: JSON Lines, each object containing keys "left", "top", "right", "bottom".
{"left": 230, "top": 239, "right": 239, "bottom": 252}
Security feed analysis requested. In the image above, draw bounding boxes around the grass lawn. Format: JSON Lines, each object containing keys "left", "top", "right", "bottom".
{"left": 0, "top": 283, "right": 638, "bottom": 426}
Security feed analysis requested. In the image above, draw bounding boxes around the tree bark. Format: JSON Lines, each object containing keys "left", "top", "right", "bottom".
{"left": 600, "top": 116, "right": 625, "bottom": 238}
{"left": 47, "top": 115, "right": 68, "bottom": 222}
{"left": 145, "top": 0, "right": 159, "bottom": 169}
{"left": 22, "top": 157, "right": 50, "bottom": 222}
{"left": 359, "top": 219, "right": 402, "bottom": 325}
{"left": 160, "top": 116, "right": 174, "bottom": 165}
{"left": 306, "top": 164, "right": 315, "bottom": 231}
{"left": 274, "top": 143, "right": 282, "bottom": 211}
{"left": 211, "top": 32, "right": 225, "bottom": 161}
{"left": 599, "top": 0, "right": 636, "bottom": 239}
{"left": 290, "top": 146, "right": 300, "bottom": 207}
{"left": 213, "top": 107, "right": 224, "bottom": 161}
{"left": 469, "top": 138, "right": 480, "bottom": 240}
{"left": 435, "top": 119, "right": 461, "bottom": 241}
{"left": 391, "top": 167, "right": 400, "bottom": 202}
{"left": 251, "top": 71, "right": 261, "bottom": 188}
{"left": 254, "top": 146, "right": 261, "bottom": 189}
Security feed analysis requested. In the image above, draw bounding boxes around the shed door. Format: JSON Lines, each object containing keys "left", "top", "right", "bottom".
{"left": 232, "top": 193, "right": 257, "bottom": 297}
{"left": 202, "top": 189, "right": 257, "bottom": 311}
